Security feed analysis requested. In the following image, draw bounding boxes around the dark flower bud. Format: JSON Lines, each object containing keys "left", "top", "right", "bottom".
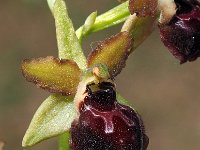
{"left": 70, "top": 82, "right": 148, "bottom": 150}
{"left": 159, "top": 0, "right": 200, "bottom": 63}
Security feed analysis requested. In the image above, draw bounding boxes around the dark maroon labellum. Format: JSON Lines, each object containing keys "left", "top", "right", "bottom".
{"left": 70, "top": 82, "right": 149, "bottom": 150}
{"left": 159, "top": 0, "right": 200, "bottom": 63}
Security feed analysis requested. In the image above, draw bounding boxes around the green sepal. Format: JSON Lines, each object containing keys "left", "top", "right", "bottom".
{"left": 87, "top": 32, "right": 133, "bottom": 78}
{"left": 21, "top": 56, "right": 81, "bottom": 95}
{"left": 22, "top": 94, "right": 78, "bottom": 147}
{"left": 53, "top": 0, "right": 87, "bottom": 70}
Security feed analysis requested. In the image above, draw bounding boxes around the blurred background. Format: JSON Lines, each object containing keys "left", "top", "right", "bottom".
{"left": 1, "top": 0, "right": 200, "bottom": 150}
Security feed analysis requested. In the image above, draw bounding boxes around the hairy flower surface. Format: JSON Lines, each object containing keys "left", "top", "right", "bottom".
{"left": 70, "top": 82, "right": 149, "bottom": 150}
{"left": 159, "top": 0, "right": 200, "bottom": 63}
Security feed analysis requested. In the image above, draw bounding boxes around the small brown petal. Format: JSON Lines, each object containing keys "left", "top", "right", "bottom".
{"left": 21, "top": 56, "right": 81, "bottom": 95}
{"left": 87, "top": 32, "right": 133, "bottom": 78}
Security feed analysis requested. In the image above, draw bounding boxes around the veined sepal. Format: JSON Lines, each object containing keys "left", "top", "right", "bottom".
{"left": 22, "top": 94, "right": 78, "bottom": 147}
{"left": 52, "top": 0, "right": 87, "bottom": 70}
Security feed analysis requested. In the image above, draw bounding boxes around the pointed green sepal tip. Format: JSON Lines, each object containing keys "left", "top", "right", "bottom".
{"left": 82, "top": 11, "right": 97, "bottom": 35}
{"left": 53, "top": 0, "right": 87, "bottom": 70}
{"left": 22, "top": 95, "right": 78, "bottom": 147}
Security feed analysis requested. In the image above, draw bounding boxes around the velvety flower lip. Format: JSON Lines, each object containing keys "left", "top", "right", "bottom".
{"left": 70, "top": 81, "right": 149, "bottom": 150}
{"left": 159, "top": 0, "right": 200, "bottom": 63}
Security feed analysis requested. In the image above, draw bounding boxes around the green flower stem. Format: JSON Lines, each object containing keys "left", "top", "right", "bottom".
{"left": 76, "top": 1, "right": 130, "bottom": 41}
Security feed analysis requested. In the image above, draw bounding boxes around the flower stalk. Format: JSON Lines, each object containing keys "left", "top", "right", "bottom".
{"left": 76, "top": 1, "right": 130, "bottom": 42}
